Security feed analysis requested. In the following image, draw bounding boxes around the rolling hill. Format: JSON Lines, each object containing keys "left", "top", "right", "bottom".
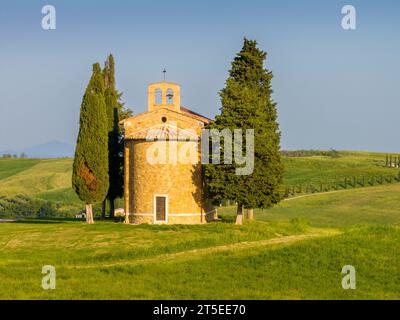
{"left": 219, "top": 183, "right": 400, "bottom": 227}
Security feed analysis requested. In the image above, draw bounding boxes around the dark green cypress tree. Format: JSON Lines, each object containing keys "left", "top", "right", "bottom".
{"left": 72, "top": 63, "right": 109, "bottom": 224}
{"left": 102, "top": 54, "right": 124, "bottom": 218}
{"left": 205, "top": 38, "right": 283, "bottom": 224}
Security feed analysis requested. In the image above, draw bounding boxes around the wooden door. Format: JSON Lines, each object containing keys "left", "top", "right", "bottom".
{"left": 155, "top": 196, "right": 166, "bottom": 222}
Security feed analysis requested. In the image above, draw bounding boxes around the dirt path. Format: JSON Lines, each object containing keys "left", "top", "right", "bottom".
{"left": 284, "top": 188, "right": 358, "bottom": 201}
{"left": 70, "top": 229, "right": 341, "bottom": 270}
{"left": 283, "top": 183, "right": 400, "bottom": 202}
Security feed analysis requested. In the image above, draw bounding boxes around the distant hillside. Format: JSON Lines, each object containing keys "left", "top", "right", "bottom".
{"left": 0, "top": 158, "right": 81, "bottom": 212}
{"left": 0, "top": 141, "right": 75, "bottom": 158}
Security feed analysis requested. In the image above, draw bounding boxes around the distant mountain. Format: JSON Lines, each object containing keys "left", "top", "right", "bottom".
{"left": 0, "top": 141, "right": 75, "bottom": 158}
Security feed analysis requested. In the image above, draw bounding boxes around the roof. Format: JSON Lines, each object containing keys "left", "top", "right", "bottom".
{"left": 120, "top": 106, "right": 212, "bottom": 125}
{"left": 180, "top": 107, "right": 212, "bottom": 123}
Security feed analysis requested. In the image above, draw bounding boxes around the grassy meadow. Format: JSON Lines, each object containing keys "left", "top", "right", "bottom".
{"left": 283, "top": 151, "right": 397, "bottom": 186}
{"left": 0, "top": 210, "right": 398, "bottom": 299}
{"left": 0, "top": 151, "right": 399, "bottom": 299}
{"left": 0, "top": 158, "right": 79, "bottom": 205}
{"left": 219, "top": 184, "right": 400, "bottom": 227}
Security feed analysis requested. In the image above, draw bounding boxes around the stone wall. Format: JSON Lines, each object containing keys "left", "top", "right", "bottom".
{"left": 125, "top": 139, "right": 213, "bottom": 224}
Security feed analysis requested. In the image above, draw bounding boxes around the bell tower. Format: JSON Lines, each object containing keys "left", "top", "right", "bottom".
{"left": 148, "top": 82, "right": 181, "bottom": 113}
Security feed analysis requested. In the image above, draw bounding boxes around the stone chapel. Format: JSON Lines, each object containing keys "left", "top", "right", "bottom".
{"left": 120, "top": 81, "right": 215, "bottom": 224}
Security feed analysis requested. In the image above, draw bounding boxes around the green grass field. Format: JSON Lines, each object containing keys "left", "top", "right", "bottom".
{"left": 0, "top": 152, "right": 399, "bottom": 299}
{"left": 0, "top": 158, "right": 41, "bottom": 180}
{"left": 0, "top": 158, "right": 75, "bottom": 198}
{"left": 282, "top": 151, "right": 396, "bottom": 186}
{"left": 0, "top": 158, "right": 80, "bottom": 211}
{"left": 219, "top": 184, "right": 400, "bottom": 227}
{"left": 0, "top": 216, "right": 398, "bottom": 299}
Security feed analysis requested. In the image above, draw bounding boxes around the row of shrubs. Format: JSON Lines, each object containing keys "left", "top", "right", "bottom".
{"left": 283, "top": 172, "right": 400, "bottom": 198}
{"left": 281, "top": 149, "right": 340, "bottom": 158}
{"left": 0, "top": 195, "right": 60, "bottom": 218}
{"left": 0, "top": 195, "right": 127, "bottom": 219}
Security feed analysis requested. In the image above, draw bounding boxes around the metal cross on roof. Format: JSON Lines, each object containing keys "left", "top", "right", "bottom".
{"left": 163, "top": 69, "right": 166, "bottom": 81}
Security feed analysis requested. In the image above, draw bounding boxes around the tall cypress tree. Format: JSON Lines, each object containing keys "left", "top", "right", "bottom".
{"left": 205, "top": 38, "right": 283, "bottom": 224}
{"left": 102, "top": 54, "right": 124, "bottom": 218}
{"left": 72, "top": 63, "right": 109, "bottom": 224}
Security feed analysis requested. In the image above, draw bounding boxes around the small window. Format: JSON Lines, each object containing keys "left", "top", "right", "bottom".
{"left": 155, "top": 88, "right": 162, "bottom": 105}
{"left": 161, "top": 116, "right": 167, "bottom": 123}
{"left": 166, "top": 89, "right": 174, "bottom": 105}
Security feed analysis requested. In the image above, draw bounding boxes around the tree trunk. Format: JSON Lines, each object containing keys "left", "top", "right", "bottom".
{"left": 109, "top": 199, "right": 115, "bottom": 219}
{"left": 124, "top": 211, "right": 130, "bottom": 224}
{"left": 101, "top": 200, "right": 106, "bottom": 219}
{"left": 235, "top": 204, "right": 243, "bottom": 225}
{"left": 86, "top": 204, "right": 94, "bottom": 224}
{"left": 246, "top": 208, "right": 254, "bottom": 220}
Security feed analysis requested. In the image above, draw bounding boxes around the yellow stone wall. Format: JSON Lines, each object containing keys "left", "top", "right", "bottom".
{"left": 125, "top": 139, "right": 213, "bottom": 224}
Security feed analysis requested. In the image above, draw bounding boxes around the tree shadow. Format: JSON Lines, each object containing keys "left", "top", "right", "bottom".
{"left": 191, "top": 162, "right": 216, "bottom": 223}
{"left": 12, "top": 218, "right": 76, "bottom": 224}
{"left": 191, "top": 162, "right": 203, "bottom": 208}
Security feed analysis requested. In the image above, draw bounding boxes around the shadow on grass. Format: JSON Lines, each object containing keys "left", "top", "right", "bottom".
{"left": 13, "top": 217, "right": 78, "bottom": 224}
{"left": 12, "top": 217, "right": 127, "bottom": 225}
{"left": 8, "top": 215, "right": 237, "bottom": 226}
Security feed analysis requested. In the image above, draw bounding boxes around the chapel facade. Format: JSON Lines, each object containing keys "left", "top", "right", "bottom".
{"left": 121, "top": 81, "right": 215, "bottom": 224}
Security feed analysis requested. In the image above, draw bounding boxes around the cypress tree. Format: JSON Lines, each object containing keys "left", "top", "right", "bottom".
{"left": 72, "top": 63, "right": 109, "bottom": 224}
{"left": 102, "top": 54, "right": 124, "bottom": 218}
{"left": 205, "top": 38, "right": 283, "bottom": 224}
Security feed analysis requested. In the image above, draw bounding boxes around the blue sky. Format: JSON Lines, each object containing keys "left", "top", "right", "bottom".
{"left": 1, "top": 0, "right": 399, "bottom": 152}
